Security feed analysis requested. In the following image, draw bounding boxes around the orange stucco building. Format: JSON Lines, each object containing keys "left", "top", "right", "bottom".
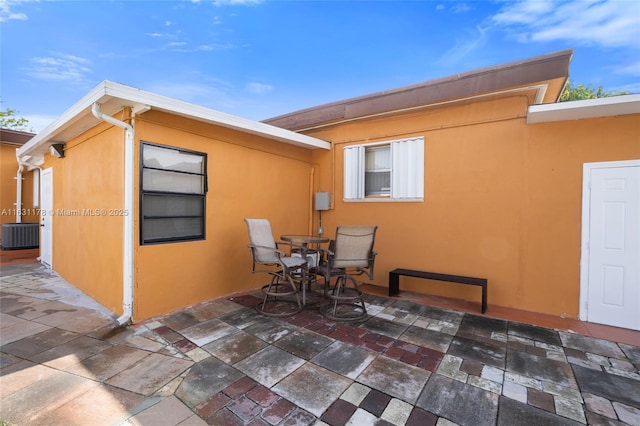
{"left": 14, "top": 49, "right": 640, "bottom": 329}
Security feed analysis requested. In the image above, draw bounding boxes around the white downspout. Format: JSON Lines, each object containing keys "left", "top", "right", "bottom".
{"left": 15, "top": 158, "right": 24, "bottom": 223}
{"left": 92, "top": 102, "right": 134, "bottom": 326}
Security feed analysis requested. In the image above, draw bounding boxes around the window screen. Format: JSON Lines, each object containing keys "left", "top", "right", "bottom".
{"left": 365, "top": 145, "right": 391, "bottom": 196}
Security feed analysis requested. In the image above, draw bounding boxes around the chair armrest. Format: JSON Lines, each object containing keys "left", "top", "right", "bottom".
{"left": 275, "top": 241, "right": 309, "bottom": 256}
{"left": 359, "top": 250, "right": 377, "bottom": 280}
{"left": 247, "top": 243, "right": 286, "bottom": 257}
{"left": 314, "top": 247, "right": 335, "bottom": 266}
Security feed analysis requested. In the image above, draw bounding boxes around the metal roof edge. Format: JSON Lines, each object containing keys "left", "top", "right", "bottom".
{"left": 264, "top": 49, "right": 574, "bottom": 130}
{"left": 17, "top": 81, "right": 330, "bottom": 159}
{"left": 527, "top": 94, "right": 640, "bottom": 124}
{"left": 102, "top": 81, "right": 330, "bottom": 149}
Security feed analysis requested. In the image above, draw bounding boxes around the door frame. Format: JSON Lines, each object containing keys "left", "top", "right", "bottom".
{"left": 580, "top": 159, "right": 640, "bottom": 322}
{"left": 40, "top": 167, "right": 53, "bottom": 268}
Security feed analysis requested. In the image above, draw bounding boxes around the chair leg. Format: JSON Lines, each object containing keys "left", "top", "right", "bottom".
{"left": 343, "top": 276, "right": 367, "bottom": 315}
{"left": 287, "top": 274, "right": 303, "bottom": 311}
{"left": 321, "top": 275, "right": 367, "bottom": 321}
{"left": 256, "top": 271, "right": 302, "bottom": 317}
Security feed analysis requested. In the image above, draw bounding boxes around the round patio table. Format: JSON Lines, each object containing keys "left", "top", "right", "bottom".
{"left": 280, "top": 234, "right": 330, "bottom": 304}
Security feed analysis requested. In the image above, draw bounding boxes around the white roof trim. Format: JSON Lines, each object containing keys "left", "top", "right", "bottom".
{"left": 17, "top": 80, "right": 330, "bottom": 160}
{"left": 527, "top": 94, "right": 640, "bottom": 124}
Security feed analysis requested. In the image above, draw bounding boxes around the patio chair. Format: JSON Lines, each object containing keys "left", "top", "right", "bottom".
{"left": 313, "top": 225, "right": 378, "bottom": 321}
{"left": 244, "top": 218, "right": 308, "bottom": 316}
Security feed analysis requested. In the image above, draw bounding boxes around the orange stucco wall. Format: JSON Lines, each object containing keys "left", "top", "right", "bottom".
{"left": 521, "top": 115, "right": 639, "bottom": 316}
{"left": 42, "top": 109, "right": 318, "bottom": 321}
{"left": 133, "top": 111, "right": 316, "bottom": 320}
{"left": 42, "top": 98, "right": 638, "bottom": 323}
{"left": 41, "top": 122, "right": 125, "bottom": 315}
{"left": 1, "top": 143, "right": 38, "bottom": 241}
{"left": 306, "top": 95, "right": 640, "bottom": 318}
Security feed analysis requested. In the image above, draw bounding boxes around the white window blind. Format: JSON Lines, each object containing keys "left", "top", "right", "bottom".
{"left": 344, "top": 137, "right": 424, "bottom": 201}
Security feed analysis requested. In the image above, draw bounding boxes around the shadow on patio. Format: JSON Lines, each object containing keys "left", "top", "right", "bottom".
{"left": 1, "top": 263, "right": 639, "bottom": 425}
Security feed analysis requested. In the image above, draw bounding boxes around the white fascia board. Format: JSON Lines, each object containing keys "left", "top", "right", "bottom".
{"left": 103, "top": 81, "right": 330, "bottom": 149}
{"left": 527, "top": 94, "right": 640, "bottom": 124}
{"left": 17, "top": 82, "right": 109, "bottom": 160}
{"left": 17, "top": 80, "right": 330, "bottom": 160}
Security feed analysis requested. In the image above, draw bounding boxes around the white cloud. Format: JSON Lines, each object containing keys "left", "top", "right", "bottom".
{"left": 145, "top": 78, "right": 235, "bottom": 105}
{"left": 493, "top": 0, "right": 640, "bottom": 48}
{"left": 24, "top": 54, "right": 92, "bottom": 82}
{"left": 436, "top": 2, "right": 473, "bottom": 14}
{"left": 24, "top": 114, "right": 58, "bottom": 134}
{"left": 0, "top": 0, "right": 28, "bottom": 22}
{"left": 162, "top": 42, "right": 233, "bottom": 53}
{"left": 438, "top": 25, "right": 488, "bottom": 66}
{"left": 451, "top": 2, "right": 472, "bottom": 14}
{"left": 245, "top": 82, "right": 274, "bottom": 95}
{"left": 612, "top": 59, "right": 640, "bottom": 77}
{"left": 213, "top": 0, "right": 262, "bottom": 6}
{"left": 166, "top": 41, "right": 188, "bottom": 48}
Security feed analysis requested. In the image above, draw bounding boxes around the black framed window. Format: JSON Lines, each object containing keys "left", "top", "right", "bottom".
{"left": 140, "top": 142, "right": 207, "bottom": 244}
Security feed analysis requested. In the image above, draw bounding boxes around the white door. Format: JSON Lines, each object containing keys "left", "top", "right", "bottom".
{"left": 40, "top": 168, "right": 53, "bottom": 267}
{"left": 581, "top": 160, "right": 640, "bottom": 330}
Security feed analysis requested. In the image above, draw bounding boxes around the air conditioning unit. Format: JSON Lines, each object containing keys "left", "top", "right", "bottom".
{"left": 1, "top": 223, "right": 39, "bottom": 250}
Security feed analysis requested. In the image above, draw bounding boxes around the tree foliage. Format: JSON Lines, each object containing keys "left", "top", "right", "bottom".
{"left": 560, "top": 80, "right": 629, "bottom": 102}
{"left": 0, "top": 102, "right": 33, "bottom": 132}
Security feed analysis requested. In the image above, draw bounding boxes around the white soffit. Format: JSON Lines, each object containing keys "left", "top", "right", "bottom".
{"left": 527, "top": 94, "right": 640, "bottom": 123}
{"left": 17, "top": 81, "right": 330, "bottom": 160}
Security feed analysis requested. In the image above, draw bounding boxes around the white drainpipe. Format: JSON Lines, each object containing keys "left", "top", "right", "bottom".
{"left": 91, "top": 102, "right": 134, "bottom": 326}
{"left": 15, "top": 160, "right": 24, "bottom": 223}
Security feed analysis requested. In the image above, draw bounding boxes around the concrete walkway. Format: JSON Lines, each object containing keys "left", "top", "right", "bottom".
{"left": 1, "top": 263, "right": 639, "bottom": 425}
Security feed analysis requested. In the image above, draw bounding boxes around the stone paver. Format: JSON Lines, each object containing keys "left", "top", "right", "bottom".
{"left": 106, "top": 352, "right": 193, "bottom": 395}
{"left": 497, "top": 396, "right": 583, "bottom": 426}
{"left": 175, "top": 356, "right": 244, "bottom": 407}
{"left": 273, "top": 363, "right": 351, "bottom": 417}
{"left": 1, "top": 265, "right": 639, "bottom": 425}
{"left": 234, "top": 346, "right": 305, "bottom": 388}
{"left": 125, "top": 395, "right": 205, "bottom": 426}
{"left": 311, "top": 340, "right": 376, "bottom": 379}
{"left": 357, "top": 355, "right": 431, "bottom": 404}
{"left": 417, "top": 374, "right": 499, "bottom": 426}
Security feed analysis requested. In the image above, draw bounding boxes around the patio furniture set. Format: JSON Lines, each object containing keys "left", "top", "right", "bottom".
{"left": 244, "top": 218, "right": 377, "bottom": 321}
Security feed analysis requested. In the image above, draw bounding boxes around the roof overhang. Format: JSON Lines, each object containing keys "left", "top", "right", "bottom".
{"left": 264, "top": 49, "right": 574, "bottom": 131}
{"left": 0, "top": 129, "right": 35, "bottom": 146}
{"left": 527, "top": 94, "right": 640, "bottom": 123}
{"left": 17, "top": 81, "right": 330, "bottom": 164}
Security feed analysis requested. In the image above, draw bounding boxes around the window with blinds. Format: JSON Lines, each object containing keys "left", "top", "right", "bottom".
{"left": 344, "top": 136, "right": 424, "bottom": 201}
{"left": 140, "top": 142, "right": 207, "bottom": 244}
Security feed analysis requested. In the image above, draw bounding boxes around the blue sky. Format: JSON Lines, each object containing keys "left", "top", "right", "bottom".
{"left": 2, "top": 0, "right": 639, "bottom": 132}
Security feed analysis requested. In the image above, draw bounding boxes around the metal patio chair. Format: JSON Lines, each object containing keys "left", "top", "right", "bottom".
{"left": 244, "top": 218, "right": 308, "bottom": 316}
{"left": 313, "top": 225, "right": 378, "bottom": 321}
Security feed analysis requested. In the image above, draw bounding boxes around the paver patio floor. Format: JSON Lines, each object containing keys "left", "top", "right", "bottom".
{"left": 1, "top": 263, "right": 639, "bottom": 425}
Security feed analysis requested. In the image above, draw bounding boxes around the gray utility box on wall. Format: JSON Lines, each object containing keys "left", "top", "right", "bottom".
{"left": 315, "top": 192, "right": 330, "bottom": 211}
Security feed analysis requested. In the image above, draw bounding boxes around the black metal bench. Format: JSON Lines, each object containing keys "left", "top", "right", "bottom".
{"left": 388, "top": 268, "right": 487, "bottom": 313}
